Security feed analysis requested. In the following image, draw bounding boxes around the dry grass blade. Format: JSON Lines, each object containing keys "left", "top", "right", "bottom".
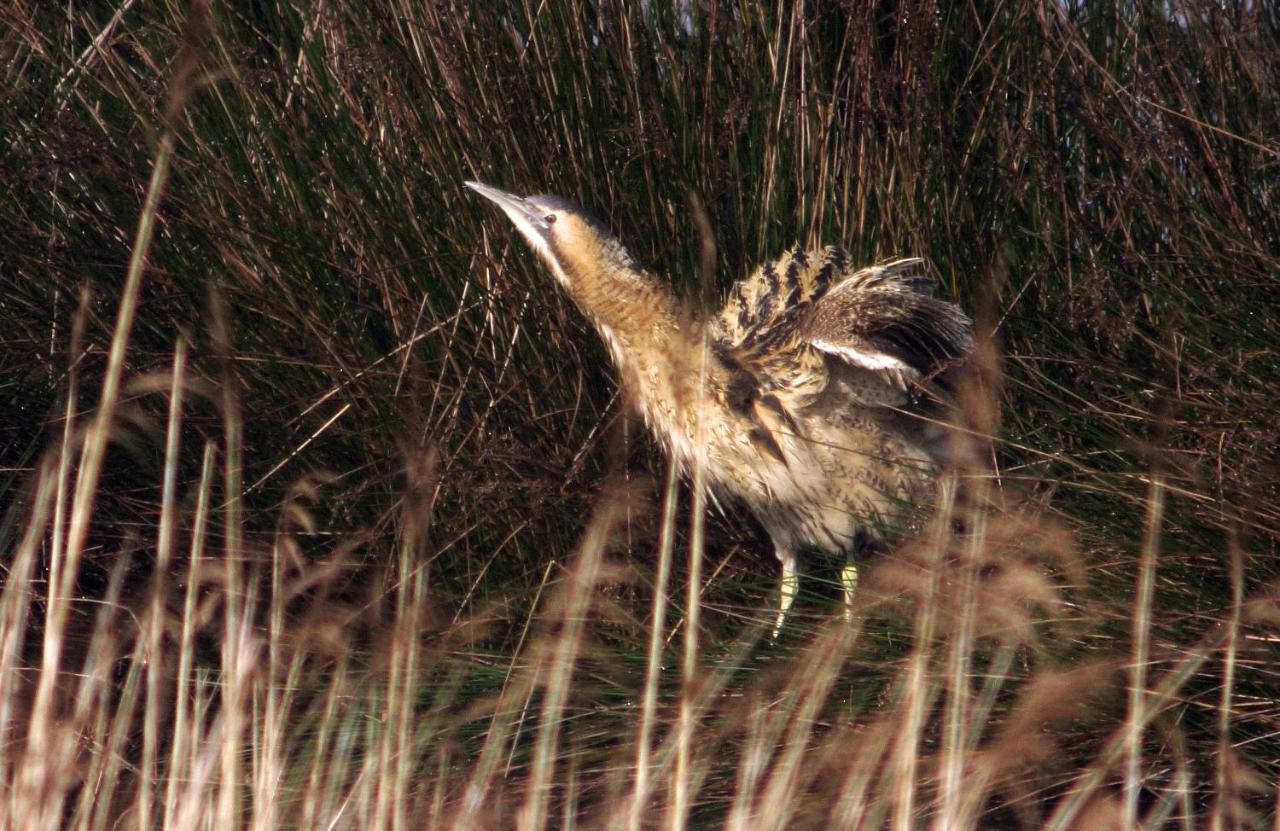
{"left": 670, "top": 335, "right": 713, "bottom": 831}
{"left": 519, "top": 489, "right": 624, "bottom": 831}
{"left": 625, "top": 459, "right": 680, "bottom": 830}
{"left": 1126, "top": 472, "right": 1166, "bottom": 827}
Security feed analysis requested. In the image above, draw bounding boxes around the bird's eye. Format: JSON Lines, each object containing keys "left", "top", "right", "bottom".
{"left": 545, "top": 214, "right": 556, "bottom": 224}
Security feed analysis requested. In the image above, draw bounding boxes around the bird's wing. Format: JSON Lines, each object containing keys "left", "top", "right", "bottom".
{"left": 710, "top": 248, "right": 841, "bottom": 463}
{"left": 714, "top": 250, "right": 972, "bottom": 409}
{"left": 799, "top": 257, "right": 973, "bottom": 391}
{"left": 713, "top": 246, "right": 840, "bottom": 411}
{"left": 715, "top": 246, "right": 847, "bottom": 348}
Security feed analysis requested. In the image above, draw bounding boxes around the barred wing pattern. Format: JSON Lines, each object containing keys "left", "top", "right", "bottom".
{"left": 714, "top": 247, "right": 973, "bottom": 413}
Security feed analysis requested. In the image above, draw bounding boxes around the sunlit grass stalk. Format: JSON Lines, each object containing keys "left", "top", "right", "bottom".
{"left": 0, "top": 462, "right": 55, "bottom": 825}
{"left": 755, "top": 626, "right": 853, "bottom": 830}
{"left": 376, "top": 538, "right": 427, "bottom": 831}
{"left": 255, "top": 499, "right": 287, "bottom": 831}
{"left": 827, "top": 721, "right": 896, "bottom": 828}
{"left": 203, "top": 248, "right": 249, "bottom": 829}
{"left": 299, "top": 660, "right": 348, "bottom": 829}
{"left": 1044, "top": 619, "right": 1226, "bottom": 831}
{"left": 518, "top": 495, "right": 618, "bottom": 831}
{"left": 1124, "top": 472, "right": 1165, "bottom": 827}
{"left": 950, "top": 639, "right": 1017, "bottom": 825}
{"left": 165, "top": 441, "right": 217, "bottom": 830}
{"left": 1212, "top": 536, "right": 1244, "bottom": 831}
{"left": 670, "top": 332, "right": 711, "bottom": 830}
{"left": 624, "top": 459, "right": 681, "bottom": 830}
{"left": 25, "top": 100, "right": 178, "bottom": 831}
{"left": 728, "top": 681, "right": 797, "bottom": 828}
{"left": 25, "top": 288, "right": 88, "bottom": 814}
{"left": 224, "top": 553, "right": 261, "bottom": 828}
{"left": 457, "top": 557, "right": 557, "bottom": 826}
{"left": 644, "top": 624, "right": 763, "bottom": 824}
{"left": 394, "top": 571, "right": 428, "bottom": 831}
{"left": 140, "top": 339, "right": 186, "bottom": 831}
{"left": 1143, "top": 721, "right": 1193, "bottom": 829}
{"left": 726, "top": 693, "right": 771, "bottom": 831}
{"left": 888, "top": 476, "right": 956, "bottom": 828}
{"left": 72, "top": 551, "right": 136, "bottom": 831}
{"left": 934, "top": 472, "right": 975, "bottom": 830}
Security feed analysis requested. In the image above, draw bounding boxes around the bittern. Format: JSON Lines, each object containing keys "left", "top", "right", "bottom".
{"left": 466, "top": 181, "right": 973, "bottom": 634}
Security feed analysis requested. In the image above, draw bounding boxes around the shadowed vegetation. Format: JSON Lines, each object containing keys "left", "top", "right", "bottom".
{"left": 1, "top": 1, "right": 1278, "bottom": 827}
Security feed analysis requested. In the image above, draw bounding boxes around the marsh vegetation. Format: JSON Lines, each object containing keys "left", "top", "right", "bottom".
{"left": 2, "top": 2, "right": 1277, "bottom": 827}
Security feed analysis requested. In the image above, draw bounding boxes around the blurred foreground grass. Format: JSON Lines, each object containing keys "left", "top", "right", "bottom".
{"left": 1, "top": 1, "right": 1278, "bottom": 827}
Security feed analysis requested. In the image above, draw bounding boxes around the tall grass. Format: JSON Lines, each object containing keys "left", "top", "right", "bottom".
{"left": 2, "top": 1, "right": 1278, "bottom": 827}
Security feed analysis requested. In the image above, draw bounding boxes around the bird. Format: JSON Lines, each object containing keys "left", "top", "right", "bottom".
{"left": 465, "top": 180, "right": 973, "bottom": 635}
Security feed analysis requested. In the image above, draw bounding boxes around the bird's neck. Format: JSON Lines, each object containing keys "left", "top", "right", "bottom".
{"left": 568, "top": 260, "right": 688, "bottom": 368}
{"left": 564, "top": 261, "right": 723, "bottom": 451}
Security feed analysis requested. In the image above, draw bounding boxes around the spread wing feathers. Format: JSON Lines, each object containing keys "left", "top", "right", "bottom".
{"left": 713, "top": 249, "right": 972, "bottom": 416}
{"left": 715, "top": 245, "right": 848, "bottom": 348}
{"left": 713, "top": 245, "right": 845, "bottom": 413}
{"left": 802, "top": 257, "right": 974, "bottom": 390}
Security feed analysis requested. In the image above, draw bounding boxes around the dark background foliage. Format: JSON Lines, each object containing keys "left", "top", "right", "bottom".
{"left": 2, "top": 0, "right": 1278, "bottom": 824}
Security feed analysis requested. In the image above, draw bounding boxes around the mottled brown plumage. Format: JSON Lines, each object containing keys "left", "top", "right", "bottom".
{"left": 466, "top": 181, "right": 973, "bottom": 633}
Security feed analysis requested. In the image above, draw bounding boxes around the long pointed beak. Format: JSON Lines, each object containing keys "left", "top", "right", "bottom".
{"left": 465, "top": 180, "right": 551, "bottom": 239}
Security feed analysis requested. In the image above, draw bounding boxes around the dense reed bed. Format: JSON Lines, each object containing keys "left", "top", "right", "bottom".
{"left": 2, "top": 2, "right": 1277, "bottom": 827}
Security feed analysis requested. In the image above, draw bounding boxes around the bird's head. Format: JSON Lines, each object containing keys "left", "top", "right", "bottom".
{"left": 465, "top": 180, "right": 637, "bottom": 291}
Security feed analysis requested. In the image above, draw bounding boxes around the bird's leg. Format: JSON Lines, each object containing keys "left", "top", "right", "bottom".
{"left": 842, "top": 529, "right": 873, "bottom": 624}
{"left": 773, "top": 548, "right": 798, "bottom": 638}
{"left": 840, "top": 560, "right": 859, "bottom": 623}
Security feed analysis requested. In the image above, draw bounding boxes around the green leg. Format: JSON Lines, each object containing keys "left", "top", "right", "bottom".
{"left": 772, "top": 549, "right": 798, "bottom": 639}
{"left": 840, "top": 560, "right": 859, "bottom": 622}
